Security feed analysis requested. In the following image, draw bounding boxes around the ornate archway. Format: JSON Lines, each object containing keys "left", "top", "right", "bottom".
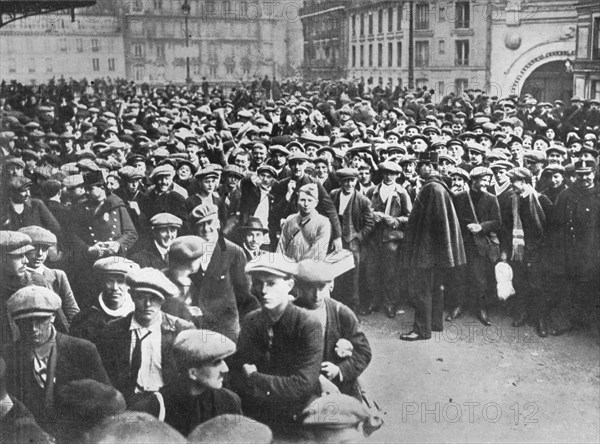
{"left": 521, "top": 61, "right": 573, "bottom": 102}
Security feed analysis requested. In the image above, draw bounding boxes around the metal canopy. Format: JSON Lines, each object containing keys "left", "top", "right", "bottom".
{"left": 0, "top": 0, "right": 96, "bottom": 28}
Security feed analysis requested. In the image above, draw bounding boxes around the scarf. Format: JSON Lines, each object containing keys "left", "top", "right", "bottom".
{"left": 98, "top": 292, "right": 135, "bottom": 318}
{"left": 511, "top": 185, "right": 546, "bottom": 262}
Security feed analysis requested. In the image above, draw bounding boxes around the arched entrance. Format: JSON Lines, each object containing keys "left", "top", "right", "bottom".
{"left": 521, "top": 61, "right": 573, "bottom": 102}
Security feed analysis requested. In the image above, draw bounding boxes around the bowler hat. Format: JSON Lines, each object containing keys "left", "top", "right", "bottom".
{"left": 239, "top": 217, "right": 269, "bottom": 233}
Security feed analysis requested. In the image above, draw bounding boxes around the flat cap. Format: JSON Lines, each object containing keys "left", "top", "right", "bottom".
{"left": 63, "top": 174, "right": 84, "bottom": 188}
{"left": 169, "top": 235, "right": 205, "bottom": 262}
{"left": 0, "top": 231, "right": 34, "bottom": 255}
{"left": 523, "top": 150, "right": 546, "bottom": 163}
{"left": 18, "top": 226, "right": 56, "bottom": 246}
{"left": 126, "top": 267, "right": 178, "bottom": 300}
{"left": 188, "top": 414, "right": 273, "bottom": 444}
{"left": 542, "top": 164, "right": 565, "bottom": 175}
{"left": 378, "top": 161, "right": 402, "bottom": 174}
{"left": 56, "top": 379, "right": 126, "bottom": 423}
{"left": 245, "top": 252, "right": 298, "bottom": 277}
{"left": 297, "top": 259, "right": 343, "bottom": 284}
{"left": 467, "top": 142, "right": 487, "bottom": 155}
{"left": 40, "top": 179, "right": 62, "bottom": 198}
{"left": 222, "top": 165, "right": 245, "bottom": 178}
{"left": 7, "top": 176, "right": 32, "bottom": 192}
{"left": 546, "top": 145, "right": 567, "bottom": 156}
{"left": 119, "top": 165, "right": 144, "bottom": 181}
{"left": 195, "top": 165, "right": 221, "bottom": 180}
{"left": 256, "top": 165, "right": 277, "bottom": 177}
{"left": 298, "top": 183, "right": 319, "bottom": 200}
{"left": 302, "top": 394, "right": 369, "bottom": 428}
{"left": 469, "top": 166, "right": 494, "bottom": 179}
{"left": 86, "top": 412, "right": 188, "bottom": 444}
{"left": 149, "top": 164, "right": 175, "bottom": 180}
{"left": 336, "top": 168, "right": 359, "bottom": 180}
{"left": 489, "top": 160, "right": 515, "bottom": 171}
{"left": 508, "top": 167, "right": 533, "bottom": 183}
{"left": 7, "top": 286, "right": 62, "bottom": 321}
{"left": 269, "top": 145, "right": 290, "bottom": 156}
{"left": 3, "top": 157, "right": 25, "bottom": 169}
{"left": 173, "top": 329, "right": 236, "bottom": 365}
{"left": 450, "top": 167, "right": 470, "bottom": 181}
{"left": 150, "top": 213, "right": 183, "bottom": 228}
{"left": 190, "top": 203, "right": 219, "bottom": 225}
{"left": 93, "top": 257, "right": 140, "bottom": 276}
{"left": 288, "top": 151, "right": 310, "bottom": 163}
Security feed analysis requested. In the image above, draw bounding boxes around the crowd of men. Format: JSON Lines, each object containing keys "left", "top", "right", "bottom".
{"left": 0, "top": 76, "right": 599, "bottom": 442}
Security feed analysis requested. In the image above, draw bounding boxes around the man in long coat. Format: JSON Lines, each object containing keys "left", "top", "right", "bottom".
{"left": 400, "top": 157, "right": 466, "bottom": 340}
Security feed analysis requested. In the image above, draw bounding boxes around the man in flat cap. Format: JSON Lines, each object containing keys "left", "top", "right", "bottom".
{"left": 294, "top": 259, "right": 372, "bottom": 400}
{"left": 139, "top": 164, "right": 189, "bottom": 230}
{"left": 132, "top": 329, "right": 241, "bottom": 436}
{"left": 329, "top": 168, "right": 374, "bottom": 312}
{"left": 3, "top": 286, "right": 110, "bottom": 432}
{"left": 271, "top": 152, "right": 342, "bottom": 252}
{"left": 218, "top": 165, "right": 245, "bottom": 240}
{"left": 187, "top": 203, "right": 259, "bottom": 341}
{"left": 116, "top": 165, "right": 147, "bottom": 234}
{"left": 229, "top": 253, "right": 324, "bottom": 433}
{"left": 131, "top": 213, "right": 182, "bottom": 269}
{"left": 98, "top": 267, "right": 194, "bottom": 404}
{"left": 239, "top": 165, "right": 278, "bottom": 248}
{"left": 69, "top": 257, "right": 139, "bottom": 345}
{"left": 540, "top": 164, "right": 567, "bottom": 204}
{"left": 450, "top": 167, "right": 501, "bottom": 326}
{"left": 277, "top": 183, "right": 332, "bottom": 262}
{"left": 187, "top": 413, "right": 273, "bottom": 444}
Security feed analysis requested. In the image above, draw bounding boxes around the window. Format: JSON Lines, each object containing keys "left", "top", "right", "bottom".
{"left": 438, "top": 81, "right": 445, "bottom": 96}
{"left": 92, "top": 58, "right": 100, "bottom": 71}
{"left": 360, "top": 45, "right": 364, "bottom": 67}
{"left": 415, "top": 3, "right": 429, "bottom": 30}
{"left": 134, "top": 65, "right": 144, "bottom": 81}
{"left": 415, "top": 41, "right": 429, "bottom": 67}
{"left": 388, "top": 7, "right": 393, "bottom": 32}
{"left": 455, "top": 78, "right": 469, "bottom": 94}
{"left": 397, "top": 5, "right": 402, "bottom": 30}
{"left": 378, "top": 43, "right": 383, "bottom": 67}
{"left": 368, "top": 44, "right": 373, "bottom": 66}
{"left": 397, "top": 42, "right": 402, "bottom": 66}
{"left": 368, "top": 13, "right": 373, "bottom": 35}
{"left": 352, "top": 46, "right": 356, "bottom": 67}
{"left": 352, "top": 15, "right": 356, "bottom": 36}
{"left": 153, "top": 0, "right": 162, "bottom": 9}
{"left": 91, "top": 38, "right": 99, "bottom": 52}
{"left": 45, "top": 57, "right": 53, "bottom": 73}
{"left": 592, "top": 80, "right": 600, "bottom": 101}
{"left": 108, "top": 58, "right": 115, "bottom": 71}
{"left": 134, "top": 44, "right": 143, "bottom": 58}
{"left": 455, "top": 1, "right": 470, "bottom": 29}
{"left": 378, "top": 9, "right": 383, "bottom": 34}
{"left": 439, "top": 4, "right": 446, "bottom": 21}
{"left": 360, "top": 14, "right": 364, "bottom": 36}
{"left": 439, "top": 40, "right": 445, "bottom": 54}
{"left": 593, "top": 17, "right": 600, "bottom": 60}
{"left": 456, "top": 40, "right": 469, "bottom": 66}
{"left": 156, "top": 43, "right": 165, "bottom": 61}
{"left": 76, "top": 38, "right": 83, "bottom": 52}
{"left": 388, "top": 42, "right": 393, "bottom": 67}
{"left": 28, "top": 58, "right": 35, "bottom": 73}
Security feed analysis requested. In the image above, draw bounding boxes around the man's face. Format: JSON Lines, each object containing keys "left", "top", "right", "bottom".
{"left": 472, "top": 175, "right": 491, "bottom": 191}
{"left": 257, "top": 172, "right": 275, "bottom": 191}
{"left": 296, "top": 282, "right": 330, "bottom": 310}
{"left": 271, "top": 152, "right": 287, "bottom": 168}
{"left": 252, "top": 272, "right": 293, "bottom": 311}
{"left": 195, "top": 217, "right": 220, "bottom": 242}
{"left": 550, "top": 172, "right": 564, "bottom": 189}
{"left": 387, "top": 135, "right": 399, "bottom": 144}
{"left": 12, "top": 188, "right": 30, "bottom": 204}
{"left": 155, "top": 174, "right": 173, "bottom": 193}
{"left": 510, "top": 143, "right": 523, "bottom": 160}
{"left": 296, "top": 111, "right": 308, "bottom": 124}
{"left": 470, "top": 152, "right": 484, "bottom": 166}
{"left": 252, "top": 147, "right": 267, "bottom": 165}
{"left": 125, "top": 179, "right": 141, "bottom": 194}
{"left": 479, "top": 137, "right": 492, "bottom": 150}
{"left": 225, "top": 175, "right": 241, "bottom": 190}
{"left": 493, "top": 168, "right": 509, "bottom": 185}
{"left": 86, "top": 184, "right": 106, "bottom": 201}
{"left": 191, "top": 359, "right": 229, "bottom": 390}
{"left": 234, "top": 154, "right": 250, "bottom": 171}
{"left": 341, "top": 177, "right": 357, "bottom": 194}
{"left": 244, "top": 230, "right": 264, "bottom": 251}
{"left": 298, "top": 192, "right": 318, "bottom": 216}
{"left": 438, "top": 159, "right": 453, "bottom": 176}
{"left": 547, "top": 152, "right": 563, "bottom": 165}
{"left": 25, "top": 244, "right": 49, "bottom": 269}
{"left": 305, "top": 145, "right": 317, "bottom": 159}
{"left": 511, "top": 179, "right": 528, "bottom": 195}
{"left": 6, "top": 165, "right": 24, "bottom": 176}
{"left": 106, "top": 176, "right": 120, "bottom": 192}
{"left": 576, "top": 171, "right": 595, "bottom": 189}
{"left": 413, "top": 139, "right": 427, "bottom": 153}
{"left": 3, "top": 253, "right": 29, "bottom": 278}
{"left": 447, "top": 145, "right": 464, "bottom": 162}
{"left": 406, "top": 127, "right": 418, "bottom": 137}
{"left": 102, "top": 274, "right": 128, "bottom": 307}
{"left": 289, "top": 160, "right": 307, "bottom": 179}
{"left": 349, "top": 155, "right": 363, "bottom": 169}
{"left": 15, "top": 316, "right": 55, "bottom": 346}
{"left": 153, "top": 226, "right": 177, "bottom": 249}
{"left": 419, "top": 163, "right": 433, "bottom": 179}
{"left": 200, "top": 177, "right": 218, "bottom": 194}
{"left": 177, "top": 165, "right": 193, "bottom": 181}
{"left": 533, "top": 140, "right": 548, "bottom": 152}
{"left": 451, "top": 175, "right": 466, "bottom": 191}
{"left": 358, "top": 169, "right": 371, "bottom": 185}
{"left": 132, "top": 291, "right": 163, "bottom": 325}
{"left": 315, "top": 163, "right": 328, "bottom": 178}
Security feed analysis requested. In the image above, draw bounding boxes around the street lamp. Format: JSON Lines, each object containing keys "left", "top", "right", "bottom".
{"left": 181, "top": 0, "right": 191, "bottom": 84}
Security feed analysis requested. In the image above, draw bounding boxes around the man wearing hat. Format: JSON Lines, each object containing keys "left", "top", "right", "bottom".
{"left": 277, "top": 183, "right": 332, "bottom": 262}
{"left": 294, "top": 259, "right": 372, "bottom": 399}
{"left": 70, "top": 257, "right": 139, "bottom": 345}
{"left": 140, "top": 164, "right": 189, "bottom": 229}
{"left": 545, "top": 159, "right": 599, "bottom": 336}
{"left": 523, "top": 150, "right": 547, "bottom": 191}
{"left": 271, "top": 152, "right": 342, "bottom": 252}
{"left": 329, "top": 168, "right": 374, "bottom": 311}
{"left": 266, "top": 145, "right": 291, "bottom": 180}
{"left": 131, "top": 329, "right": 241, "bottom": 437}
{"left": 238, "top": 216, "right": 269, "bottom": 261}
{"left": 364, "top": 161, "right": 412, "bottom": 317}
{"left": 540, "top": 164, "right": 567, "bottom": 203}
{"left": 116, "top": 165, "right": 147, "bottom": 233}
{"left": 3, "top": 286, "right": 110, "bottom": 431}
{"left": 98, "top": 267, "right": 194, "bottom": 404}
{"left": 188, "top": 203, "right": 259, "bottom": 341}
{"left": 238, "top": 165, "right": 277, "bottom": 248}
{"left": 185, "top": 165, "right": 224, "bottom": 221}
{"left": 230, "top": 253, "right": 324, "bottom": 431}
{"left": 131, "top": 213, "right": 182, "bottom": 269}
{"left": 218, "top": 165, "right": 245, "bottom": 239}
{"left": 449, "top": 167, "right": 501, "bottom": 326}
{"left": 187, "top": 413, "right": 273, "bottom": 444}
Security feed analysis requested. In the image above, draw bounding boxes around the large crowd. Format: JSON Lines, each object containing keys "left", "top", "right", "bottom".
{"left": 0, "top": 76, "right": 599, "bottom": 443}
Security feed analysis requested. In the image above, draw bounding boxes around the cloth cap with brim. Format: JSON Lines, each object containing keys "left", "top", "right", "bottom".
{"left": 190, "top": 203, "right": 219, "bottom": 225}
{"left": 239, "top": 217, "right": 269, "bottom": 233}
{"left": 150, "top": 164, "right": 176, "bottom": 180}
{"left": 302, "top": 394, "right": 369, "bottom": 428}
{"left": 7, "top": 176, "right": 32, "bottom": 192}
{"left": 489, "top": 160, "right": 515, "bottom": 171}
{"left": 86, "top": 412, "right": 188, "bottom": 444}
{"left": 245, "top": 252, "right": 298, "bottom": 278}
{"left": 542, "top": 165, "right": 565, "bottom": 175}
{"left": 173, "top": 329, "right": 236, "bottom": 365}
{"left": 195, "top": 166, "right": 221, "bottom": 180}
{"left": 508, "top": 167, "right": 533, "bottom": 183}
{"left": 18, "top": 226, "right": 56, "bottom": 246}
{"left": 256, "top": 165, "right": 277, "bottom": 177}
{"left": 0, "top": 231, "right": 34, "bottom": 255}
{"left": 63, "top": 174, "right": 84, "bottom": 188}
{"left": 469, "top": 166, "right": 494, "bottom": 179}
{"left": 523, "top": 151, "right": 546, "bottom": 163}
{"left": 150, "top": 213, "right": 183, "bottom": 229}
{"left": 187, "top": 414, "right": 273, "bottom": 444}
{"left": 269, "top": 145, "right": 290, "bottom": 156}
{"left": 287, "top": 152, "right": 310, "bottom": 163}
{"left": 40, "top": 179, "right": 62, "bottom": 198}
{"left": 337, "top": 168, "right": 359, "bottom": 180}
{"left": 298, "top": 183, "right": 319, "bottom": 200}
{"left": 56, "top": 379, "right": 126, "bottom": 424}
{"left": 93, "top": 257, "right": 140, "bottom": 276}
{"left": 467, "top": 142, "right": 487, "bottom": 155}
{"left": 7, "top": 286, "right": 62, "bottom": 321}
{"left": 126, "top": 267, "right": 178, "bottom": 300}
{"left": 450, "top": 167, "right": 470, "bottom": 181}
{"left": 4, "top": 157, "right": 25, "bottom": 169}
{"left": 546, "top": 145, "right": 567, "bottom": 156}
{"left": 223, "top": 165, "right": 245, "bottom": 179}
{"left": 119, "top": 166, "right": 144, "bottom": 181}
{"left": 574, "top": 159, "right": 597, "bottom": 173}
{"left": 169, "top": 236, "right": 206, "bottom": 262}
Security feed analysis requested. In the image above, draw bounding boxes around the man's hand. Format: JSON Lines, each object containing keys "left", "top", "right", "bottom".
{"left": 467, "top": 223, "right": 482, "bottom": 234}
{"left": 332, "top": 238, "right": 343, "bottom": 253}
{"left": 285, "top": 180, "right": 297, "bottom": 201}
{"left": 243, "top": 364, "right": 257, "bottom": 377}
{"left": 321, "top": 362, "right": 340, "bottom": 380}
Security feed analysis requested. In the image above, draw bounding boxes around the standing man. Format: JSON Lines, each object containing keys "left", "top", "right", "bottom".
{"left": 131, "top": 213, "right": 182, "bottom": 269}
{"left": 400, "top": 155, "right": 466, "bottom": 341}
{"left": 239, "top": 165, "right": 277, "bottom": 249}
{"left": 238, "top": 217, "right": 269, "bottom": 261}
{"left": 140, "top": 165, "right": 188, "bottom": 229}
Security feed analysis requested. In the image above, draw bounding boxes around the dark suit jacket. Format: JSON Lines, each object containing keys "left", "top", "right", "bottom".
{"left": 329, "top": 189, "right": 374, "bottom": 244}
{"left": 97, "top": 312, "right": 193, "bottom": 404}
{"left": 271, "top": 174, "right": 342, "bottom": 241}
{"left": 453, "top": 189, "right": 501, "bottom": 252}
{"left": 229, "top": 303, "right": 323, "bottom": 426}
{"left": 0, "top": 197, "right": 61, "bottom": 236}
{"left": 140, "top": 188, "right": 189, "bottom": 233}
{"left": 239, "top": 177, "right": 277, "bottom": 244}
{"left": 189, "top": 237, "right": 259, "bottom": 342}
{"left": 3, "top": 332, "right": 110, "bottom": 427}
{"left": 130, "top": 241, "right": 168, "bottom": 269}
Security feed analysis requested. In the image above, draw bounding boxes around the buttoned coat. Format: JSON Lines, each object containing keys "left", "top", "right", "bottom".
{"left": 130, "top": 241, "right": 169, "bottom": 269}
{"left": 366, "top": 182, "right": 413, "bottom": 244}
{"left": 329, "top": 189, "right": 375, "bottom": 244}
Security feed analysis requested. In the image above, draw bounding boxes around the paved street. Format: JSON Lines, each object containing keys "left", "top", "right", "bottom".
{"left": 359, "top": 308, "right": 600, "bottom": 443}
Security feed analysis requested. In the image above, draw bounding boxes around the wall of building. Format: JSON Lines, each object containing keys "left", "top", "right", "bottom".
{"left": 572, "top": 0, "right": 600, "bottom": 99}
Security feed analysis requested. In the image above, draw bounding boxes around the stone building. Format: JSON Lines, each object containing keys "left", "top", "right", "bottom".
{"left": 572, "top": 0, "right": 600, "bottom": 99}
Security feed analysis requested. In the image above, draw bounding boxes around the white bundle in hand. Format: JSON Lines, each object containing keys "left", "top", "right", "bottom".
{"left": 495, "top": 261, "right": 515, "bottom": 301}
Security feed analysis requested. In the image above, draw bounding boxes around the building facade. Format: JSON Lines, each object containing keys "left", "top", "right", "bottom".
{"left": 572, "top": 0, "right": 600, "bottom": 100}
